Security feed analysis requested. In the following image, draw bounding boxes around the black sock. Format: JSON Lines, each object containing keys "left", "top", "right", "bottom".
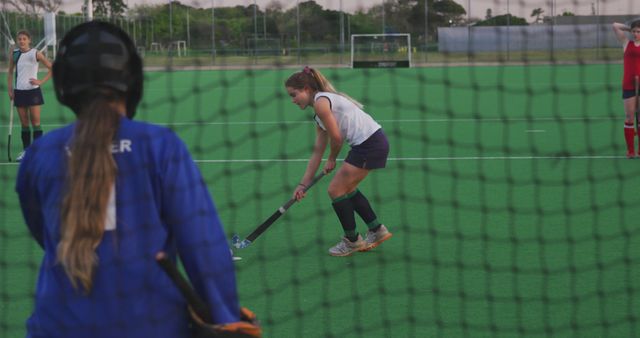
{"left": 351, "top": 190, "right": 381, "bottom": 231}
{"left": 332, "top": 193, "right": 358, "bottom": 241}
{"left": 21, "top": 127, "right": 31, "bottom": 150}
{"left": 32, "top": 125, "right": 43, "bottom": 141}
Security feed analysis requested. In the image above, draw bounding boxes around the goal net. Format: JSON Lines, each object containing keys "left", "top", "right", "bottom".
{"left": 350, "top": 33, "right": 411, "bottom": 68}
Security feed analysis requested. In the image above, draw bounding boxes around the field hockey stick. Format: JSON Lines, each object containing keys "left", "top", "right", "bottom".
{"left": 155, "top": 252, "right": 213, "bottom": 323}
{"left": 7, "top": 99, "right": 13, "bottom": 162}
{"left": 231, "top": 171, "right": 326, "bottom": 249}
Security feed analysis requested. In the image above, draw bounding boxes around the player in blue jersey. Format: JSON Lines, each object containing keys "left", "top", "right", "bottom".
{"left": 16, "top": 22, "right": 259, "bottom": 338}
{"left": 6, "top": 30, "right": 52, "bottom": 162}
{"left": 285, "top": 67, "right": 393, "bottom": 257}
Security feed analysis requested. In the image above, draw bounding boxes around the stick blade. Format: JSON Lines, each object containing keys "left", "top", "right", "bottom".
{"left": 231, "top": 234, "right": 252, "bottom": 249}
{"left": 237, "top": 239, "right": 252, "bottom": 249}
{"left": 231, "top": 234, "right": 241, "bottom": 247}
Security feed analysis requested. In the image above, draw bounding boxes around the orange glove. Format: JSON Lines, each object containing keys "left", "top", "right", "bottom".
{"left": 189, "top": 306, "right": 262, "bottom": 338}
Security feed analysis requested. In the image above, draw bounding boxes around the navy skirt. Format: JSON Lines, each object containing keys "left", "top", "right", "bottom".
{"left": 345, "top": 129, "right": 390, "bottom": 169}
{"left": 14, "top": 88, "right": 44, "bottom": 107}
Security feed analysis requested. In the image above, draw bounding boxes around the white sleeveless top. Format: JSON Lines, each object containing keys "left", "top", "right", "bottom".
{"left": 13, "top": 48, "right": 39, "bottom": 90}
{"left": 313, "top": 92, "right": 381, "bottom": 146}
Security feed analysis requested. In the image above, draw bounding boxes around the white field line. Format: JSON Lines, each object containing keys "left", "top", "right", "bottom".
{"left": 0, "top": 115, "right": 618, "bottom": 129}
{"left": 2, "top": 155, "right": 623, "bottom": 167}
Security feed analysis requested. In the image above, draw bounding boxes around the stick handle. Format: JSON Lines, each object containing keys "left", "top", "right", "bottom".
{"left": 279, "top": 171, "right": 326, "bottom": 213}
{"left": 7, "top": 100, "right": 13, "bottom": 161}
{"left": 300, "top": 171, "right": 327, "bottom": 193}
{"left": 244, "top": 171, "right": 326, "bottom": 243}
{"left": 156, "top": 252, "right": 213, "bottom": 324}
{"left": 8, "top": 100, "right": 13, "bottom": 136}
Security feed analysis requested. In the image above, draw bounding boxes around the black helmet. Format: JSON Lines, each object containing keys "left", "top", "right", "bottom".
{"left": 53, "top": 21, "right": 143, "bottom": 118}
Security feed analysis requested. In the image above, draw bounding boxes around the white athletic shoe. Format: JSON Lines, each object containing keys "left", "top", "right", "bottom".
{"left": 15, "top": 151, "right": 25, "bottom": 162}
{"left": 328, "top": 235, "right": 366, "bottom": 256}
{"left": 361, "top": 225, "right": 392, "bottom": 251}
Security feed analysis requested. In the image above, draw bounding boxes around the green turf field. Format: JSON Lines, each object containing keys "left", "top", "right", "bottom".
{"left": 1, "top": 64, "right": 639, "bottom": 337}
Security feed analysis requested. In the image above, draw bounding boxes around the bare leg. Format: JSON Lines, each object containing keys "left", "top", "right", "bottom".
{"left": 327, "top": 162, "right": 370, "bottom": 199}
{"left": 29, "top": 105, "right": 41, "bottom": 126}
{"left": 624, "top": 97, "right": 636, "bottom": 125}
{"left": 17, "top": 107, "right": 30, "bottom": 127}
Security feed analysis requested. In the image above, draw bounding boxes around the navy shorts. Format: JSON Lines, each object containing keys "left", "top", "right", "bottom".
{"left": 14, "top": 88, "right": 44, "bottom": 107}
{"left": 623, "top": 90, "right": 638, "bottom": 99}
{"left": 345, "top": 129, "right": 389, "bottom": 169}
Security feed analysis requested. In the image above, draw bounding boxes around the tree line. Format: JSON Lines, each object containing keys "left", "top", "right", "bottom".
{"left": 4, "top": 0, "right": 569, "bottom": 51}
{"left": 61, "top": 0, "right": 469, "bottom": 51}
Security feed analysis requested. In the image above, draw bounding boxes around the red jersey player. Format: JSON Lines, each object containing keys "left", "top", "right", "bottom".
{"left": 613, "top": 20, "right": 640, "bottom": 158}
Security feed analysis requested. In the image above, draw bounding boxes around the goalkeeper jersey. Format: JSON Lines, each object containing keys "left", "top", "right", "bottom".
{"left": 16, "top": 117, "right": 240, "bottom": 338}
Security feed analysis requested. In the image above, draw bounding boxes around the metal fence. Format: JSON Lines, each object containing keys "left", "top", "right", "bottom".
{"left": 0, "top": 6, "right": 631, "bottom": 67}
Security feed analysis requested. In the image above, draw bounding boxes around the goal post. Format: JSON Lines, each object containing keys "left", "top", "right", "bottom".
{"left": 246, "top": 36, "right": 282, "bottom": 56}
{"left": 350, "top": 33, "right": 412, "bottom": 68}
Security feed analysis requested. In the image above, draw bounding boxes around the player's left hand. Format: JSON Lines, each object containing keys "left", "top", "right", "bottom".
{"left": 323, "top": 159, "right": 336, "bottom": 174}
{"left": 29, "top": 78, "right": 42, "bottom": 86}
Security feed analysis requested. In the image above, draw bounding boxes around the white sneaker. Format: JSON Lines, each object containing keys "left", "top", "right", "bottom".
{"left": 328, "top": 235, "right": 366, "bottom": 256}
{"left": 361, "top": 225, "right": 392, "bottom": 251}
{"left": 15, "top": 151, "right": 25, "bottom": 162}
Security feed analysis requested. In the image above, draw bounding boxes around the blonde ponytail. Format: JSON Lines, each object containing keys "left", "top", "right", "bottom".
{"left": 285, "top": 67, "right": 364, "bottom": 109}
{"left": 58, "top": 95, "right": 121, "bottom": 292}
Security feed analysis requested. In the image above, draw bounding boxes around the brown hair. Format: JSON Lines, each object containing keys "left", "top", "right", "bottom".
{"left": 285, "top": 67, "right": 364, "bottom": 109}
{"left": 58, "top": 90, "right": 122, "bottom": 292}
{"left": 16, "top": 30, "right": 31, "bottom": 39}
